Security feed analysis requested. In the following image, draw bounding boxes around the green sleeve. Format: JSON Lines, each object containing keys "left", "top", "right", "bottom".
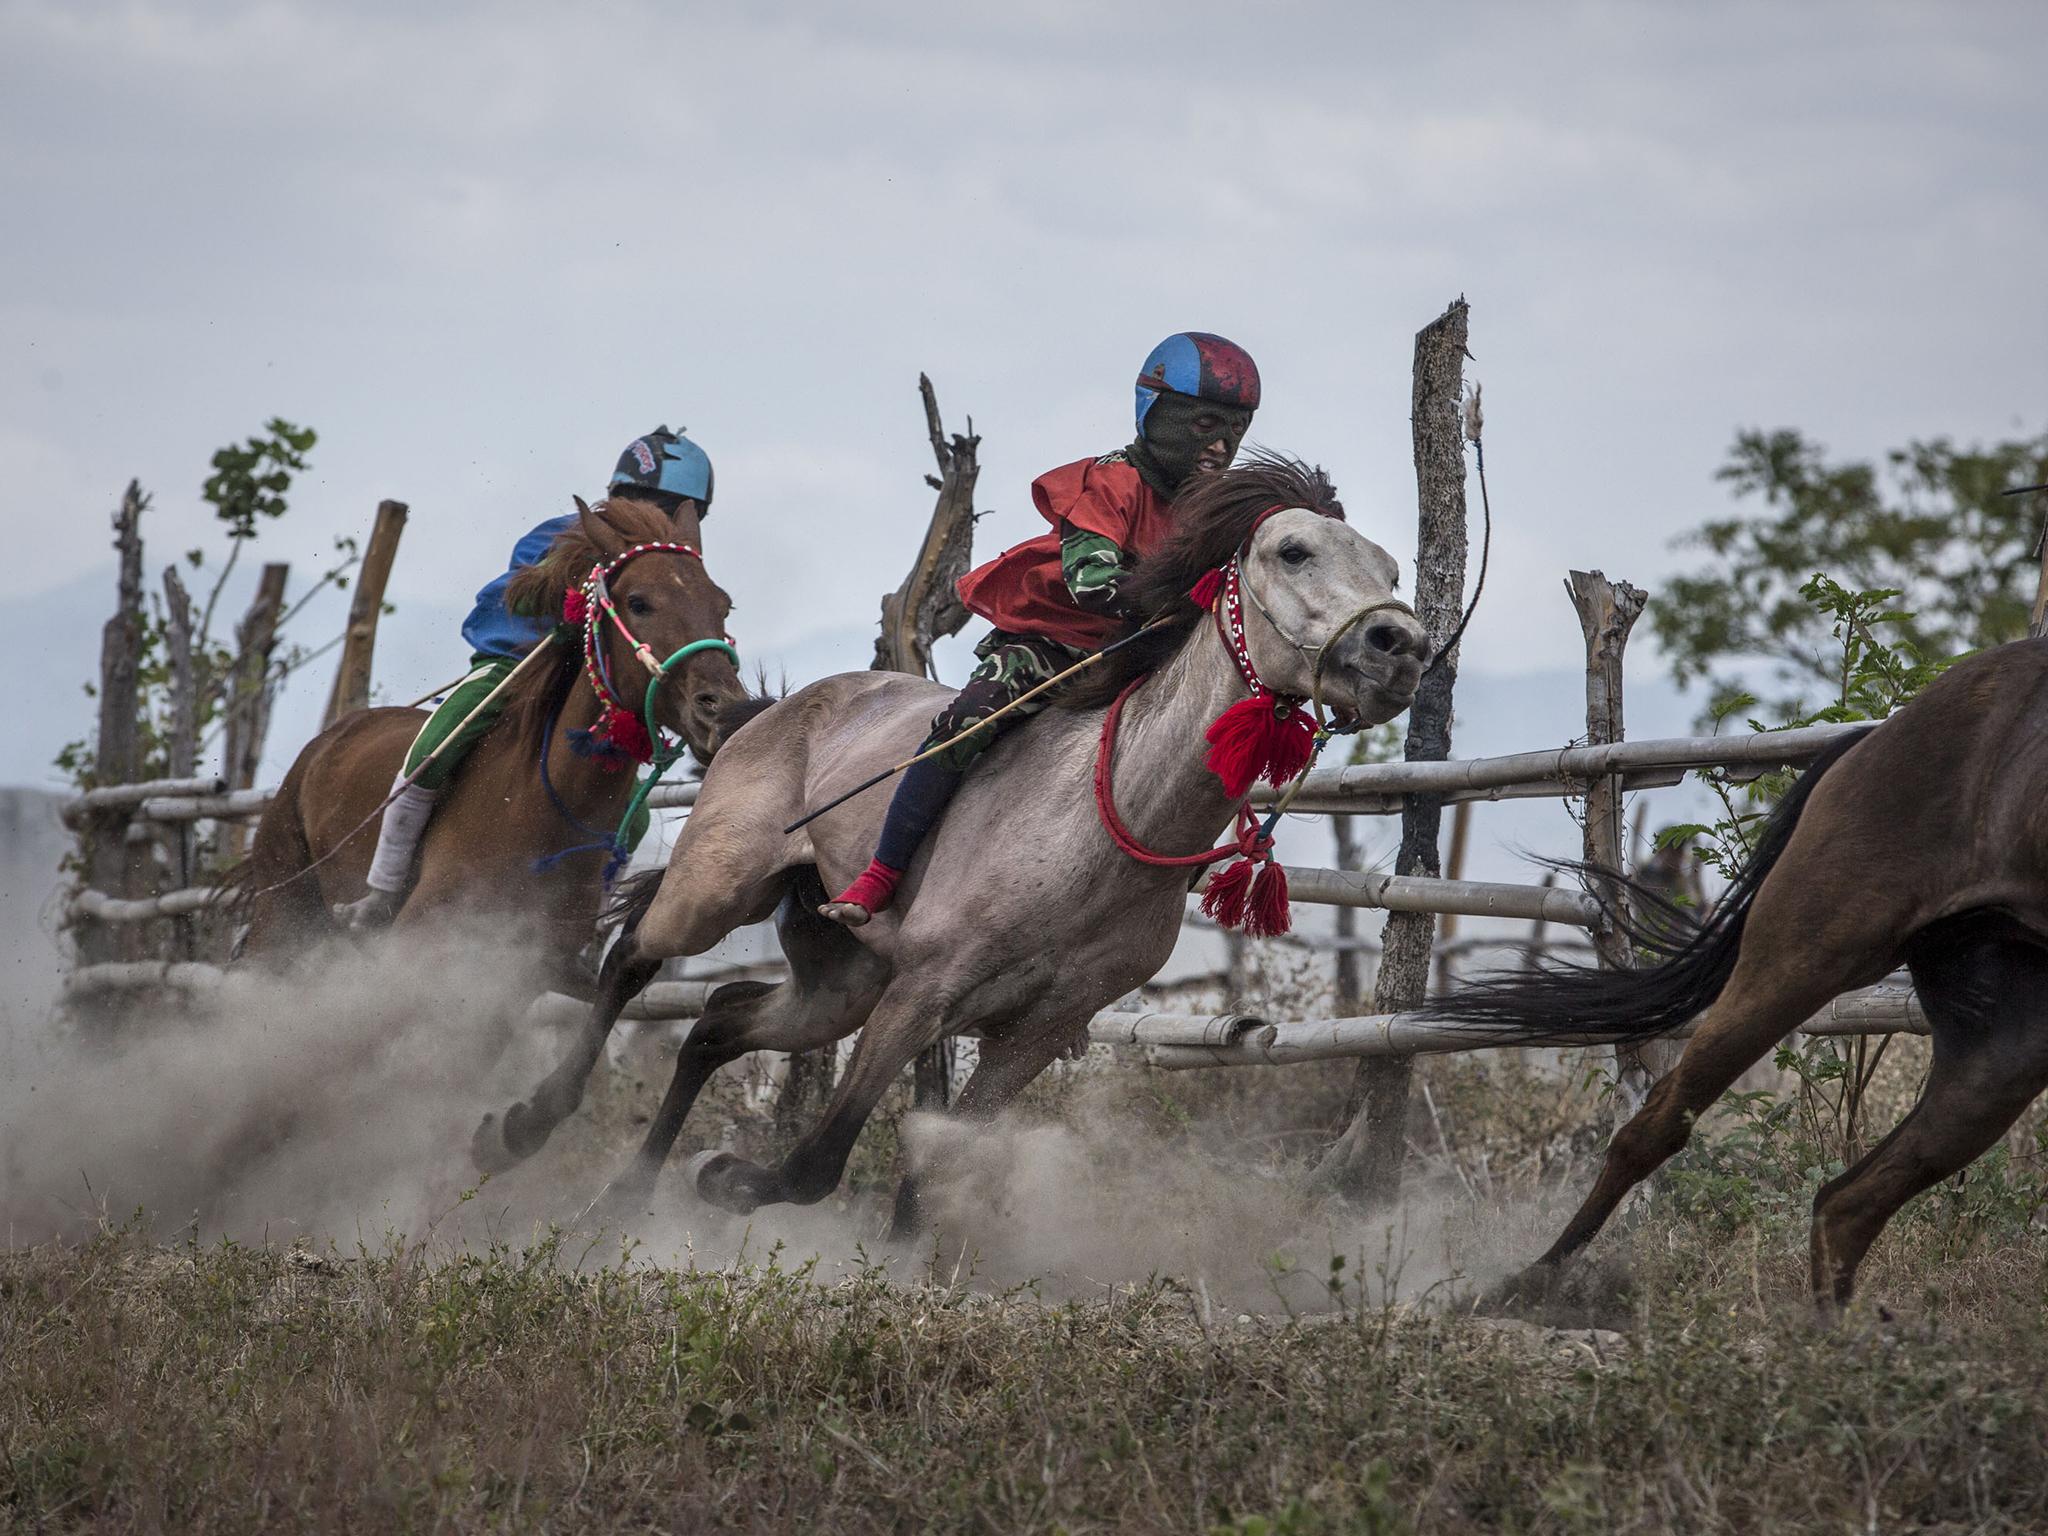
{"left": 1060, "top": 522, "right": 1131, "bottom": 617}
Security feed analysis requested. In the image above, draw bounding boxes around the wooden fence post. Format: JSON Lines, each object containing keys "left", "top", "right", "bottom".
{"left": 1330, "top": 816, "right": 1365, "bottom": 1013}
{"left": 871, "top": 375, "right": 981, "bottom": 1109}
{"left": 219, "top": 563, "right": 289, "bottom": 859}
{"left": 79, "top": 481, "right": 150, "bottom": 970}
{"left": 324, "top": 500, "right": 409, "bottom": 728}
{"left": 1564, "top": 570, "right": 1678, "bottom": 1121}
{"left": 161, "top": 565, "right": 201, "bottom": 959}
{"left": 777, "top": 372, "right": 983, "bottom": 1135}
{"left": 1311, "top": 299, "right": 1472, "bottom": 1205}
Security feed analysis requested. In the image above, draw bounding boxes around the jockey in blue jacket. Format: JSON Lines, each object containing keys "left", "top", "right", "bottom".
{"left": 333, "top": 427, "right": 714, "bottom": 930}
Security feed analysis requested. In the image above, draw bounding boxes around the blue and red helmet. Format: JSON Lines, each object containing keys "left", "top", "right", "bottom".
{"left": 611, "top": 426, "right": 714, "bottom": 510}
{"left": 1134, "top": 332, "right": 1262, "bottom": 433}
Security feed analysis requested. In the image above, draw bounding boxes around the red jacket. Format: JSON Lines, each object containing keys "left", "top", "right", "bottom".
{"left": 956, "top": 454, "right": 1172, "bottom": 649}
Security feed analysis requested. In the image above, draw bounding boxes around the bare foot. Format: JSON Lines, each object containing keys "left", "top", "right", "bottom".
{"left": 817, "top": 900, "right": 872, "bottom": 928}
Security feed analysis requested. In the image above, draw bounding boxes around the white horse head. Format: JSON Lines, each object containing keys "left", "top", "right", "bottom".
{"left": 1237, "top": 507, "right": 1427, "bottom": 726}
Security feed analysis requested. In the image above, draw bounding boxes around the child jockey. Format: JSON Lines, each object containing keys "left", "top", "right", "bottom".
{"left": 333, "top": 427, "right": 715, "bottom": 931}
{"left": 821, "top": 332, "right": 1261, "bottom": 927}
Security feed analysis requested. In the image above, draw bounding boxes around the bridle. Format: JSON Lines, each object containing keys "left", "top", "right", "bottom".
{"left": 1223, "top": 508, "right": 1423, "bottom": 737}
{"left": 566, "top": 540, "right": 739, "bottom": 766}
{"left": 535, "top": 539, "right": 740, "bottom": 883}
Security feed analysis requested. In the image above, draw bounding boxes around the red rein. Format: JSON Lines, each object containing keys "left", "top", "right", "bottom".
{"left": 1091, "top": 547, "right": 1316, "bottom": 939}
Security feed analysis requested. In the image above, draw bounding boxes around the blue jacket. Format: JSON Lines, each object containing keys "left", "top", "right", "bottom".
{"left": 461, "top": 513, "right": 579, "bottom": 659}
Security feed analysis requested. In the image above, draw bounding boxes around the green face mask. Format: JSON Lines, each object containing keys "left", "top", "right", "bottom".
{"left": 1137, "top": 391, "right": 1254, "bottom": 491}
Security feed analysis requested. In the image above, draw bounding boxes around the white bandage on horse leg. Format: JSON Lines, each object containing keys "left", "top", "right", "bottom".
{"left": 365, "top": 773, "right": 439, "bottom": 892}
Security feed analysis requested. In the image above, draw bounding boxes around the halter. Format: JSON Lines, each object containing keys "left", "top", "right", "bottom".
{"left": 562, "top": 540, "right": 739, "bottom": 769}
{"left": 1091, "top": 507, "right": 1427, "bottom": 937}
{"left": 537, "top": 540, "right": 739, "bottom": 884}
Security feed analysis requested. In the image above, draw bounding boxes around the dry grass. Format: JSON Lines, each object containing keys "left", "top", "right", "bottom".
{"left": 8, "top": 971, "right": 2048, "bottom": 1531}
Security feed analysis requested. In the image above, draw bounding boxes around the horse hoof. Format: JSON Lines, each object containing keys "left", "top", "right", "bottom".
{"left": 817, "top": 901, "right": 870, "bottom": 929}
{"left": 689, "top": 1149, "right": 769, "bottom": 1214}
{"left": 470, "top": 1105, "right": 539, "bottom": 1177}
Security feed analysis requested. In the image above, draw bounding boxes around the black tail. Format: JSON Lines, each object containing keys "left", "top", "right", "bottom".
{"left": 1416, "top": 726, "right": 1875, "bottom": 1042}
{"left": 603, "top": 866, "right": 665, "bottom": 936}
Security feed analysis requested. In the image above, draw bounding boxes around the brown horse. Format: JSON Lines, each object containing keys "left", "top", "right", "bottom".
{"left": 1422, "top": 637, "right": 2048, "bottom": 1311}
{"left": 470, "top": 457, "right": 1429, "bottom": 1223}
{"left": 239, "top": 495, "right": 746, "bottom": 994}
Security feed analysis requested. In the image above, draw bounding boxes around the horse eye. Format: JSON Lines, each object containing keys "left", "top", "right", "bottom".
{"left": 1279, "top": 542, "right": 1312, "bottom": 567}
{"left": 627, "top": 594, "right": 653, "bottom": 616}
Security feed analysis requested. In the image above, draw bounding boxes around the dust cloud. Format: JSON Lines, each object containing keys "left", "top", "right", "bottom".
{"left": 3, "top": 928, "right": 1543, "bottom": 1316}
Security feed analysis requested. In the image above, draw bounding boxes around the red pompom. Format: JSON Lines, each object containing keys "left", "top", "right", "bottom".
{"left": 1199, "top": 856, "right": 1256, "bottom": 929}
{"left": 1187, "top": 568, "right": 1225, "bottom": 611}
{"left": 1262, "top": 706, "right": 1318, "bottom": 788}
{"left": 1243, "top": 860, "right": 1292, "bottom": 938}
{"left": 596, "top": 706, "right": 653, "bottom": 767}
{"left": 562, "top": 588, "right": 591, "bottom": 625}
{"left": 1204, "top": 696, "right": 1317, "bottom": 798}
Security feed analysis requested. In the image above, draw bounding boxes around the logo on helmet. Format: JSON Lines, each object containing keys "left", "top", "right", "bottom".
{"left": 629, "top": 439, "right": 657, "bottom": 476}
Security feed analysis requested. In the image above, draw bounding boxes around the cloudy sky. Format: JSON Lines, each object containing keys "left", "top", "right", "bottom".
{"left": 4, "top": 0, "right": 2043, "bottom": 796}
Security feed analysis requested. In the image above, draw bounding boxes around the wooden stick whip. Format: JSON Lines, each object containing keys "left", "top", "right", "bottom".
{"left": 782, "top": 615, "right": 1174, "bottom": 835}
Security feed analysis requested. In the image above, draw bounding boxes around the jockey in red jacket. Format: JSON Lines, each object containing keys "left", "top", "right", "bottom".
{"left": 821, "top": 332, "right": 1261, "bottom": 926}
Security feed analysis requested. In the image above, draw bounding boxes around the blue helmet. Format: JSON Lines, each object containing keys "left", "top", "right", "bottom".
{"left": 611, "top": 426, "right": 714, "bottom": 510}
{"left": 1134, "top": 333, "right": 1262, "bottom": 434}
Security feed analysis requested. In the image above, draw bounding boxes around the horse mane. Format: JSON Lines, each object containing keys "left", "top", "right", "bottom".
{"left": 1056, "top": 451, "right": 1346, "bottom": 710}
{"left": 496, "top": 494, "right": 685, "bottom": 751}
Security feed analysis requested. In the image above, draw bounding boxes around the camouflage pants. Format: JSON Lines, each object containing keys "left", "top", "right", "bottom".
{"left": 922, "top": 629, "right": 1088, "bottom": 770}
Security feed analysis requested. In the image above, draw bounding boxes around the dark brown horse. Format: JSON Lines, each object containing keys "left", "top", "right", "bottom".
{"left": 1425, "top": 638, "right": 2048, "bottom": 1310}
{"left": 239, "top": 495, "right": 745, "bottom": 994}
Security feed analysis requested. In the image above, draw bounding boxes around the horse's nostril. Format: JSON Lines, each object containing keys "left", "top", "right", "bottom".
{"left": 1367, "top": 622, "right": 1418, "bottom": 657}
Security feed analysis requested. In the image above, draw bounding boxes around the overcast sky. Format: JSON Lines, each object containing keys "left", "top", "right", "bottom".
{"left": 4, "top": 0, "right": 2044, "bottom": 793}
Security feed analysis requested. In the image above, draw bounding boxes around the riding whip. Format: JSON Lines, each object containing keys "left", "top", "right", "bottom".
{"left": 781, "top": 614, "right": 1177, "bottom": 835}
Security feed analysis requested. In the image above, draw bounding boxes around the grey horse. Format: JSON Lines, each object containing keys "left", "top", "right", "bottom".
{"left": 473, "top": 457, "right": 1428, "bottom": 1224}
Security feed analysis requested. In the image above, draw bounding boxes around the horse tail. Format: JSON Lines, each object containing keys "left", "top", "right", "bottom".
{"left": 603, "top": 866, "right": 666, "bottom": 937}
{"left": 1417, "top": 725, "right": 1875, "bottom": 1042}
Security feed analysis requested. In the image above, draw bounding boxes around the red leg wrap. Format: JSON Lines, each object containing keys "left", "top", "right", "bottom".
{"left": 830, "top": 858, "right": 906, "bottom": 917}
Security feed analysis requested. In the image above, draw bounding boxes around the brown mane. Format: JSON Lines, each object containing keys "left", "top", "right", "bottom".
{"left": 1057, "top": 451, "right": 1345, "bottom": 709}
{"left": 497, "top": 494, "right": 689, "bottom": 749}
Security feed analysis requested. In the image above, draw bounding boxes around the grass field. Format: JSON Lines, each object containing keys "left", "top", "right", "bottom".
{"left": 6, "top": 1009, "right": 2048, "bottom": 1533}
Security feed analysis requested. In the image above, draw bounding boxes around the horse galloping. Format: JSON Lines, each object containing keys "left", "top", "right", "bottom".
{"left": 471, "top": 457, "right": 1429, "bottom": 1224}
{"left": 239, "top": 495, "right": 747, "bottom": 995}
{"left": 1421, "top": 638, "right": 2048, "bottom": 1311}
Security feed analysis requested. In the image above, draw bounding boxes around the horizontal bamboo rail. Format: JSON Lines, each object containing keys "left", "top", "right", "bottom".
{"left": 61, "top": 774, "right": 227, "bottom": 825}
{"left": 61, "top": 963, "right": 1926, "bottom": 1072}
{"left": 76, "top": 724, "right": 1859, "bottom": 828}
{"left": 1263, "top": 721, "right": 1864, "bottom": 814}
{"left": 70, "top": 886, "right": 221, "bottom": 923}
{"left": 1109, "top": 982, "right": 1925, "bottom": 1070}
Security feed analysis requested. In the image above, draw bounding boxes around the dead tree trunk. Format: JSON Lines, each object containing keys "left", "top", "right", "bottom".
{"left": 1311, "top": 299, "right": 1472, "bottom": 1206}
{"left": 80, "top": 482, "right": 150, "bottom": 969}
{"left": 161, "top": 565, "right": 200, "bottom": 958}
{"left": 778, "top": 375, "right": 983, "bottom": 1132}
{"left": 870, "top": 374, "right": 979, "bottom": 1111}
{"left": 323, "top": 499, "right": 409, "bottom": 727}
{"left": 219, "top": 563, "right": 289, "bottom": 859}
{"left": 1566, "top": 569, "right": 1676, "bottom": 1123}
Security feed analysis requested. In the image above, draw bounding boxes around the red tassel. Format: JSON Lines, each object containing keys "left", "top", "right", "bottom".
{"left": 1262, "top": 705, "right": 1318, "bottom": 788}
{"left": 1200, "top": 857, "right": 1255, "bottom": 929}
{"left": 562, "top": 588, "right": 590, "bottom": 625}
{"left": 597, "top": 706, "right": 653, "bottom": 767}
{"left": 1243, "top": 860, "right": 1291, "bottom": 938}
{"left": 1187, "top": 568, "right": 1224, "bottom": 611}
{"left": 1204, "top": 697, "right": 1279, "bottom": 798}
